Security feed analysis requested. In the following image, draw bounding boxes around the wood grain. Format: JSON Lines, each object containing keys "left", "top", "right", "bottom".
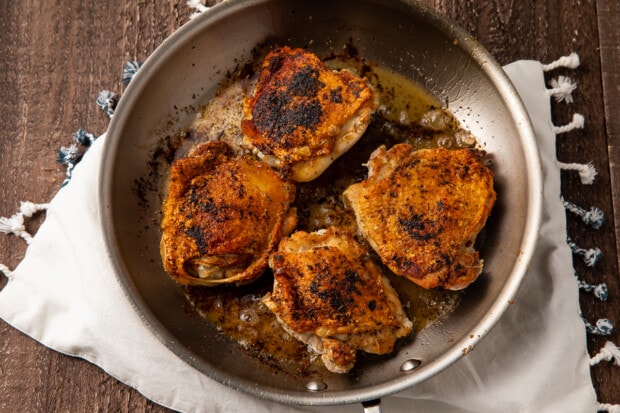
{"left": 0, "top": 0, "right": 618, "bottom": 411}
{"left": 597, "top": 0, "right": 620, "bottom": 284}
{"left": 591, "top": 0, "right": 620, "bottom": 404}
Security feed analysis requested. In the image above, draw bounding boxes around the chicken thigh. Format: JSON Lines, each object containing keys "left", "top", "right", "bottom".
{"left": 160, "top": 141, "right": 297, "bottom": 286}
{"left": 241, "top": 46, "right": 379, "bottom": 182}
{"left": 344, "top": 144, "right": 496, "bottom": 290}
{"left": 263, "top": 226, "right": 413, "bottom": 373}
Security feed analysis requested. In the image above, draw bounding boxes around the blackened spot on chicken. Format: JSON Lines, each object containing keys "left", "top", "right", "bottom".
{"left": 330, "top": 87, "right": 343, "bottom": 103}
{"left": 367, "top": 300, "right": 376, "bottom": 311}
{"left": 318, "top": 288, "right": 353, "bottom": 320}
{"left": 290, "top": 280, "right": 313, "bottom": 322}
{"left": 237, "top": 184, "right": 246, "bottom": 199}
{"left": 392, "top": 253, "right": 420, "bottom": 275}
{"left": 347, "top": 81, "right": 363, "bottom": 98}
{"left": 439, "top": 253, "right": 452, "bottom": 266}
{"left": 201, "top": 198, "right": 216, "bottom": 214}
{"left": 343, "top": 269, "right": 362, "bottom": 296}
{"left": 394, "top": 159, "right": 419, "bottom": 179}
{"left": 214, "top": 205, "right": 236, "bottom": 223}
{"left": 308, "top": 264, "right": 358, "bottom": 321}
{"left": 399, "top": 213, "right": 442, "bottom": 241}
{"left": 189, "top": 189, "right": 238, "bottom": 224}
{"left": 309, "top": 276, "right": 320, "bottom": 295}
{"left": 186, "top": 226, "right": 209, "bottom": 254}
{"left": 287, "top": 66, "right": 320, "bottom": 97}
{"left": 294, "top": 100, "right": 323, "bottom": 131}
{"left": 188, "top": 189, "right": 216, "bottom": 215}
{"left": 188, "top": 187, "right": 200, "bottom": 206}
{"left": 252, "top": 90, "right": 293, "bottom": 136}
{"left": 308, "top": 265, "right": 328, "bottom": 295}
{"left": 252, "top": 89, "right": 323, "bottom": 142}
{"left": 451, "top": 163, "right": 472, "bottom": 180}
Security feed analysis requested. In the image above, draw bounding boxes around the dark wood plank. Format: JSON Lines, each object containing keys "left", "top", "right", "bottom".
{"left": 590, "top": 0, "right": 620, "bottom": 404}
{"left": 597, "top": 0, "right": 620, "bottom": 279}
{"left": 0, "top": 0, "right": 617, "bottom": 411}
{"left": 0, "top": 1, "right": 189, "bottom": 411}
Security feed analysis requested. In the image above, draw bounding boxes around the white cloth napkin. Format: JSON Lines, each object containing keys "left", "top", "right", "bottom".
{"left": 0, "top": 60, "right": 597, "bottom": 412}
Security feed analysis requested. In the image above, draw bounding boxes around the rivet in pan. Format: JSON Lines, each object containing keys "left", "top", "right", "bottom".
{"left": 305, "top": 380, "right": 328, "bottom": 392}
{"left": 400, "top": 359, "right": 422, "bottom": 372}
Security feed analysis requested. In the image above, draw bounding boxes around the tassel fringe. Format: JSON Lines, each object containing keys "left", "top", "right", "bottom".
{"left": 567, "top": 237, "right": 603, "bottom": 267}
{"left": 553, "top": 113, "right": 585, "bottom": 134}
{"left": 187, "top": 0, "right": 210, "bottom": 19}
{"left": 575, "top": 271, "right": 609, "bottom": 301}
{"left": 556, "top": 160, "right": 597, "bottom": 184}
{"left": 562, "top": 197, "right": 605, "bottom": 229}
{"left": 0, "top": 201, "right": 49, "bottom": 244}
{"left": 73, "top": 128, "right": 97, "bottom": 147}
{"left": 96, "top": 90, "right": 116, "bottom": 117}
{"left": 547, "top": 76, "right": 578, "bottom": 103}
{"left": 590, "top": 341, "right": 620, "bottom": 366}
{"left": 597, "top": 403, "right": 620, "bottom": 413}
{"left": 0, "top": 263, "right": 13, "bottom": 279}
{"left": 578, "top": 280, "right": 609, "bottom": 301}
{"left": 542, "top": 52, "right": 580, "bottom": 71}
{"left": 57, "top": 143, "right": 82, "bottom": 187}
{"left": 584, "top": 317, "right": 615, "bottom": 336}
{"left": 122, "top": 61, "right": 143, "bottom": 84}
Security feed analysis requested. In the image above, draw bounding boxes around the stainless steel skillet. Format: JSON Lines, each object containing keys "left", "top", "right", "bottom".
{"left": 100, "top": 0, "right": 542, "bottom": 409}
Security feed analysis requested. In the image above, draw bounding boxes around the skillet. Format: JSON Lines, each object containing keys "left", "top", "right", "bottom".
{"left": 100, "top": 0, "right": 542, "bottom": 408}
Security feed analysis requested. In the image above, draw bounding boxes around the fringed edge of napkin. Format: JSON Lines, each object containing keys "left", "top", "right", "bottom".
{"left": 0, "top": 2, "right": 618, "bottom": 407}
{"left": 541, "top": 53, "right": 619, "bottom": 412}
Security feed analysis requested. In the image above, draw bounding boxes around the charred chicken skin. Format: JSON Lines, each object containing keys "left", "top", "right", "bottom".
{"left": 263, "top": 226, "right": 413, "bottom": 373}
{"left": 241, "top": 46, "right": 379, "bottom": 182}
{"left": 344, "top": 144, "right": 496, "bottom": 290}
{"left": 160, "top": 141, "right": 297, "bottom": 286}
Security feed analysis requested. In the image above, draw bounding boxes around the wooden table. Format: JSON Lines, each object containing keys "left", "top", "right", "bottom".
{"left": 1, "top": 0, "right": 618, "bottom": 410}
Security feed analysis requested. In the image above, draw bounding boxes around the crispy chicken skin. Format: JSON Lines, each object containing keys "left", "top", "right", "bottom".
{"left": 241, "top": 46, "right": 379, "bottom": 182}
{"left": 344, "top": 144, "right": 496, "bottom": 290}
{"left": 263, "top": 226, "right": 413, "bottom": 373}
{"left": 160, "top": 141, "right": 297, "bottom": 286}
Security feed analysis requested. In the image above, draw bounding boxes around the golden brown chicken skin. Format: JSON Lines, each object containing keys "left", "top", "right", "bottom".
{"left": 263, "top": 226, "right": 412, "bottom": 373}
{"left": 241, "top": 46, "right": 379, "bottom": 182}
{"left": 344, "top": 144, "right": 496, "bottom": 290}
{"left": 160, "top": 141, "right": 297, "bottom": 286}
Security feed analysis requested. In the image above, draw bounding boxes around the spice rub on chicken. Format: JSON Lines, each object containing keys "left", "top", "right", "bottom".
{"left": 262, "top": 226, "right": 413, "bottom": 373}
{"left": 344, "top": 144, "right": 496, "bottom": 290}
{"left": 241, "top": 46, "right": 379, "bottom": 182}
{"left": 160, "top": 141, "right": 297, "bottom": 286}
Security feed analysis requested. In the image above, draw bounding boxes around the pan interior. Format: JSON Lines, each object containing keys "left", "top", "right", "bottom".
{"left": 100, "top": 0, "right": 541, "bottom": 406}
